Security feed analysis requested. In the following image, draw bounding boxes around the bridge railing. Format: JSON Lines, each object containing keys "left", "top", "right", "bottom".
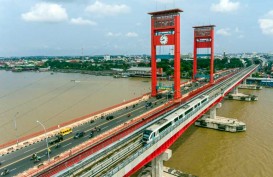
{"left": 29, "top": 65, "right": 258, "bottom": 177}
{"left": 0, "top": 92, "right": 150, "bottom": 153}
{"left": 101, "top": 66, "right": 258, "bottom": 177}
{"left": 58, "top": 66, "right": 257, "bottom": 176}
{"left": 84, "top": 92, "right": 225, "bottom": 177}
{"left": 103, "top": 98, "right": 213, "bottom": 177}
{"left": 32, "top": 100, "right": 179, "bottom": 177}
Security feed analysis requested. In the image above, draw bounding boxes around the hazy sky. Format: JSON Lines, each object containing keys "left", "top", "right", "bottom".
{"left": 0, "top": 0, "right": 272, "bottom": 56}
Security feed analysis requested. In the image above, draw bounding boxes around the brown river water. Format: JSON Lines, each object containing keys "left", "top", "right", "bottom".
{"left": 1, "top": 70, "right": 273, "bottom": 177}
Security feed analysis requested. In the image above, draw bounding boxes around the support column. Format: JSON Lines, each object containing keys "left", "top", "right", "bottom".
{"left": 233, "top": 87, "right": 238, "bottom": 94}
{"left": 193, "top": 40, "right": 197, "bottom": 80}
{"left": 151, "top": 18, "right": 157, "bottom": 97}
{"left": 152, "top": 149, "right": 172, "bottom": 177}
{"left": 210, "top": 107, "right": 216, "bottom": 119}
{"left": 209, "top": 103, "right": 221, "bottom": 119}
{"left": 210, "top": 28, "right": 215, "bottom": 84}
{"left": 151, "top": 45, "right": 157, "bottom": 97}
{"left": 174, "top": 15, "right": 181, "bottom": 99}
{"left": 243, "top": 80, "right": 246, "bottom": 85}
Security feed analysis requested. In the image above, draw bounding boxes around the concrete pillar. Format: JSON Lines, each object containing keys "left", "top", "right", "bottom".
{"left": 243, "top": 80, "right": 246, "bottom": 85}
{"left": 232, "top": 87, "right": 238, "bottom": 94}
{"left": 152, "top": 149, "right": 172, "bottom": 177}
{"left": 210, "top": 103, "right": 221, "bottom": 119}
{"left": 210, "top": 106, "right": 216, "bottom": 119}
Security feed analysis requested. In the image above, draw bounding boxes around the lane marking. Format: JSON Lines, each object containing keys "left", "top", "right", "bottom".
{"left": 24, "top": 147, "right": 36, "bottom": 154}
{"left": 101, "top": 126, "right": 109, "bottom": 130}
{"left": 10, "top": 168, "right": 17, "bottom": 172}
{"left": 0, "top": 98, "right": 164, "bottom": 169}
{"left": 63, "top": 143, "right": 72, "bottom": 148}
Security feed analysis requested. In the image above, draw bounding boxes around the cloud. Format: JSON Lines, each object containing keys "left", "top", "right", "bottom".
{"left": 70, "top": 17, "right": 97, "bottom": 26}
{"left": 86, "top": 1, "right": 130, "bottom": 16}
{"left": 126, "top": 32, "right": 138, "bottom": 37}
{"left": 211, "top": 0, "right": 240, "bottom": 13}
{"left": 235, "top": 27, "right": 240, "bottom": 33}
{"left": 216, "top": 28, "right": 231, "bottom": 36}
{"left": 106, "top": 32, "right": 122, "bottom": 37}
{"left": 156, "top": 0, "right": 175, "bottom": 3}
{"left": 21, "top": 2, "right": 68, "bottom": 22}
{"left": 259, "top": 10, "right": 273, "bottom": 35}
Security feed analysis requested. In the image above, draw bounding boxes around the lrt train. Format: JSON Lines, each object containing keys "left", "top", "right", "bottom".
{"left": 142, "top": 95, "right": 209, "bottom": 145}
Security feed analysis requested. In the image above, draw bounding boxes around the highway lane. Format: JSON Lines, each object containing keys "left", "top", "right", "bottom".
{"left": 0, "top": 75, "right": 224, "bottom": 176}
{"left": 74, "top": 66, "right": 256, "bottom": 177}
{"left": 0, "top": 95, "right": 169, "bottom": 176}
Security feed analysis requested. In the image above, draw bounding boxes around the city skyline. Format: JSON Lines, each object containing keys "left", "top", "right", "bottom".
{"left": 0, "top": 0, "right": 273, "bottom": 56}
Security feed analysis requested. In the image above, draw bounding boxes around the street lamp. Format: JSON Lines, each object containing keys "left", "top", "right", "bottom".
{"left": 13, "top": 112, "right": 19, "bottom": 147}
{"left": 36, "top": 120, "right": 50, "bottom": 161}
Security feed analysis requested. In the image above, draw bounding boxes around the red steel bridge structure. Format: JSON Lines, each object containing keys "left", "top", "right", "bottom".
{"left": 0, "top": 8, "right": 259, "bottom": 177}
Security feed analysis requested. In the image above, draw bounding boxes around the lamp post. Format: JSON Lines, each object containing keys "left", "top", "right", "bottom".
{"left": 36, "top": 120, "right": 50, "bottom": 161}
{"left": 13, "top": 112, "right": 19, "bottom": 147}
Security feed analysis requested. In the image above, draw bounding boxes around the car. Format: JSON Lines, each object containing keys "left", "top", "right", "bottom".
{"left": 74, "top": 131, "right": 85, "bottom": 139}
{"left": 49, "top": 135, "right": 63, "bottom": 145}
{"left": 145, "top": 102, "right": 152, "bottom": 107}
{"left": 156, "top": 94, "right": 162, "bottom": 99}
{"left": 89, "top": 132, "right": 94, "bottom": 138}
{"left": 106, "top": 115, "right": 114, "bottom": 120}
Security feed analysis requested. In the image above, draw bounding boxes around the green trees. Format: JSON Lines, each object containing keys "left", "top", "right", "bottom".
{"left": 43, "top": 56, "right": 246, "bottom": 76}
{"left": 44, "top": 60, "right": 129, "bottom": 71}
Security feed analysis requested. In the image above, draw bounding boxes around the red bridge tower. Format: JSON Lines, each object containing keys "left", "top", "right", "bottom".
{"left": 148, "top": 9, "right": 183, "bottom": 99}
{"left": 193, "top": 25, "right": 215, "bottom": 84}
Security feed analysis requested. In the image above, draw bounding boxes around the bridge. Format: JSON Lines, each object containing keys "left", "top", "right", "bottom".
{"left": 0, "top": 65, "right": 258, "bottom": 177}
{"left": 0, "top": 8, "right": 260, "bottom": 177}
{"left": 53, "top": 65, "right": 258, "bottom": 177}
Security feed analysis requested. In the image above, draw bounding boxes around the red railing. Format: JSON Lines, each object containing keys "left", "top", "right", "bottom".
{"left": 0, "top": 93, "right": 149, "bottom": 150}
{"left": 16, "top": 68, "right": 253, "bottom": 176}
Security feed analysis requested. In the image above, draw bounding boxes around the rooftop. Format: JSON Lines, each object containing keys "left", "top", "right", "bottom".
{"left": 193, "top": 25, "right": 216, "bottom": 29}
{"left": 148, "top": 8, "right": 183, "bottom": 16}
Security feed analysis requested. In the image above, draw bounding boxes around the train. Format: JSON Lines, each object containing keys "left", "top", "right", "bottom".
{"left": 142, "top": 95, "right": 209, "bottom": 145}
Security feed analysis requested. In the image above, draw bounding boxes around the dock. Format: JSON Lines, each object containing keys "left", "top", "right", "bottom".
{"left": 238, "top": 84, "right": 262, "bottom": 90}
{"left": 195, "top": 115, "right": 246, "bottom": 132}
{"left": 138, "top": 166, "right": 197, "bottom": 177}
{"left": 225, "top": 92, "right": 258, "bottom": 101}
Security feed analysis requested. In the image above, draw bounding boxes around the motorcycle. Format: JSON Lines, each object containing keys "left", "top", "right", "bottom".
{"left": 33, "top": 156, "right": 41, "bottom": 163}
{"left": 30, "top": 154, "right": 37, "bottom": 160}
{"left": 1, "top": 169, "right": 9, "bottom": 176}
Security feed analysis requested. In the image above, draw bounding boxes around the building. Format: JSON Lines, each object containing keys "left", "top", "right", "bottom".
{"left": 127, "top": 67, "right": 164, "bottom": 77}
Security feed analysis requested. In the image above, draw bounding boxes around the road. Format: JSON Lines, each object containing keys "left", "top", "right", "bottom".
{"left": 0, "top": 93, "right": 175, "bottom": 176}
{"left": 0, "top": 72, "right": 232, "bottom": 176}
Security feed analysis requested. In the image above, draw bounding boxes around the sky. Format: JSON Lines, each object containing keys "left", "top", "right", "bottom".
{"left": 0, "top": 0, "right": 272, "bottom": 57}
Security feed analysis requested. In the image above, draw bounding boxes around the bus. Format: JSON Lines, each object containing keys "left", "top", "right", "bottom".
{"left": 60, "top": 127, "right": 72, "bottom": 136}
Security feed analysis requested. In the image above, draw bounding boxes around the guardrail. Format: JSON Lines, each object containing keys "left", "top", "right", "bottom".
{"left": 18, "top": 65, "right": 257, "bottom": 176}
{"left": 0, "top": 93, "right": 150, "bottom": 155}
{"left": 95, "top": 91, "right": 221, "bottom": 176}
{"left": 82, "top": 65, "right": 258, "bottom": 176}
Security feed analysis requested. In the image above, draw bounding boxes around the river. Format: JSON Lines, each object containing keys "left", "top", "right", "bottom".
{"left": 165, "top": 88, "right": 273, "bottom": 177}
{"left": 0, "top": 70, "right": 152, "bottom": 144}
{"left": 1, "top": 70, "right": 273, "bottom": 177}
